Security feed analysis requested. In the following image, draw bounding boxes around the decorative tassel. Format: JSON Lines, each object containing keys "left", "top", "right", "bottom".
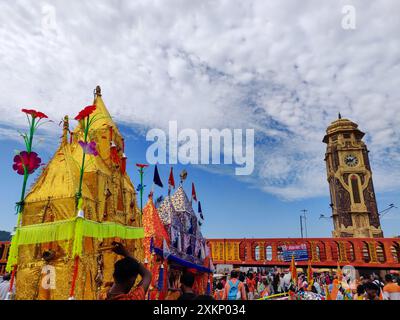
{"left": 6, "top": 265, "right": 17, "bottom": 300}
{"left": 68, "top": 256, "right": 80, "bottom": 300}
{"left": 120, "top": 153, "right": 127, "bottom": 174}
{"left": 110, "top": 141, "right": 119, "bottom": 164}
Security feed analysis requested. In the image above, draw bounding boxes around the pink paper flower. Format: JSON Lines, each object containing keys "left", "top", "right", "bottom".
{"left": 78, "top": 141, "right": 98, "bottom": 156}
{"left": 12, "top": 151, "right": 41, "bottom": 175}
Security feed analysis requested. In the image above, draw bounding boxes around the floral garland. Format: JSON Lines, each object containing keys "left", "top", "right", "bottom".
{"left": 13, "top": 109, "right": 50, "bottom": 226}
{"left": 74, "top": 104, "right": 99, "bottom": 217}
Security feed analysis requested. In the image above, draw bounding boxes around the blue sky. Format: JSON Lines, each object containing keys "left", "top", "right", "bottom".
{"left": 1, "top": 123, "right": 399, "bottom": 238}
{"left": 1, "top": 1, "right": 400, "bottom": 238}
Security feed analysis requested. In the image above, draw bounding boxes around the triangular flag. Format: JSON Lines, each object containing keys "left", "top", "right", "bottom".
{"left": 153, "top": 165, "right": 163, "bottom": 188}
{"left": 198, "top": 201, "right": 204, "bottom": 220}
{"left": 168, "top": 167, "right": 175, "bottom": 189}
{"left": 155, "top": 195, "right": 164, "bottom": 208}
{"left": 191, "top": 183, "right": 197, "bottom": 202}
{"left": 150, "top": 237, "right": 154, "bottom": 253}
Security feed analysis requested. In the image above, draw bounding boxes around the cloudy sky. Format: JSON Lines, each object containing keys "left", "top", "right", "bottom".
{"left": 0, "top": 0, "right": 399, "bottom": 237}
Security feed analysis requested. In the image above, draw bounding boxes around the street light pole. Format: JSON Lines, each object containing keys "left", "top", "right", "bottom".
{"left": 301, "top": 209, "right": 308, "bottom": 238}
{"left": 300, "top": 215, "right": 304, "bottom": 238}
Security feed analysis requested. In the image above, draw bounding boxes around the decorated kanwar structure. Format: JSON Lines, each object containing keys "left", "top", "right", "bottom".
{"left": 3, "top": 86, "right": 212, "bottom": 300}
{"left": 6, "top": 87, "right": 144, "bottom": 299}
{"left": 143, "top": 174, "right": 213, "bottom": 300}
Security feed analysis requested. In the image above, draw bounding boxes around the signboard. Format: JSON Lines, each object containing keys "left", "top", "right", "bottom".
{"left": 210, "top": 241, "right": 240, "bottom": 262}
{"left": 282, "top": 244, "right": 308, "bottom": 262}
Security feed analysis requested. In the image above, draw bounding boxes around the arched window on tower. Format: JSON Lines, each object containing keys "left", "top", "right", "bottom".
{"left": 277, "top": 245, "right": 284, "bottom": 262}
{"left": 255, "top": 245, "right": 260, "bottom": 261}
{"left": 346, "top": 242, "right": 355, "bottom": 262}
{"left": 376, "top": 242, "right": 386, "bottom": 263}
{"left": 316, "top": 245, "right": 321, "bottom": 261}
{"left": 266, "top": 245, "right": 273, "bottom": 261}
{"left": 391, "top": 243, "right": 400, "bottom": 263}
{"left": 331, "top": 242, "right": 339, "bottom": 261}
{"left": 362, "top": 242, "right": 371, "bottom": 263}
{"left": 350, "top": 175, "right": 361, "bottom": 203}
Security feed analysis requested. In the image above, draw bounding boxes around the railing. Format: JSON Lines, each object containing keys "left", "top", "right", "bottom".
{"left": 207, "top": 238, "right": 400, "bottom": 268}
{"left": 0, "top": 241, "right": 11, "bottom": 275}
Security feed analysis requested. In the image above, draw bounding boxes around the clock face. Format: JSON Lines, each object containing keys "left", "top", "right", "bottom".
{"left": 344, "top": 154, "right": 359, "bottom": 167}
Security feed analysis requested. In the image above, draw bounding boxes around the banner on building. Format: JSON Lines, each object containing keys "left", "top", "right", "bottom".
{"left": 282, "top": 244, "right": 308, "bottom": 262}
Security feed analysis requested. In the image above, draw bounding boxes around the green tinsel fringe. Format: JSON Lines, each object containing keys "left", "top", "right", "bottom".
{"left": 6, "top": 217, "right": 144, "bottom": 272}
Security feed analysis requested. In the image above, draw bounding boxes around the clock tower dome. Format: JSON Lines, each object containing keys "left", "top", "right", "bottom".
{"left": 323, "top": 115, "right": 383, "bottom": 238}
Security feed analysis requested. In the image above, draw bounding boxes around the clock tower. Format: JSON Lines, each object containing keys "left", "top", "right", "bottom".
{"left": 323, "top": 115, "right": 383, "bottom": 238}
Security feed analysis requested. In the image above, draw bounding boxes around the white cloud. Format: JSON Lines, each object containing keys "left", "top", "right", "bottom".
{"left": 0, "top": 0, "right": 399, "bottom": 200}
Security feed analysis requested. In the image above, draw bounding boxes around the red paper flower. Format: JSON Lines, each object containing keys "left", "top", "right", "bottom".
{"left": 21, "top": 109, "right": 48, "bottom": 119}
{"left": 12, "top": 151, "right": 41, "bottom": 175}
{"left": 136, "top": 163, "right": 149, "bottom": 168}
{"left": 74, "top": 105, "right": 96, "bottom": 121}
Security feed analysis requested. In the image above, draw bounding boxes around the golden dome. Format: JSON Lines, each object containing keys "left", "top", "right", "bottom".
{"left": 323, "top": 115, "right": 364, "bottom": 143}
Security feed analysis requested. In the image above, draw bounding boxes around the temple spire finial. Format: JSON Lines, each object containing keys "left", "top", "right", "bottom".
{"left": 338, "top": 112, "right": 342, "bottom": 119}
{"left": 62, "top": 115, "right": 69, "bottom": 145}
{"left": 94, "top": 85, "right": 102, "bottom": 97}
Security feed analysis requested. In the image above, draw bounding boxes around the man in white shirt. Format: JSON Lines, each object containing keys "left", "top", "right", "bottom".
{"left": 0, "top": 273, "right": 14, "bottom": 300}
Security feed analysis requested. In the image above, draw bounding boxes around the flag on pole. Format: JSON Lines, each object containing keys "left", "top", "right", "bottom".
{"left": 336, "top": 261, "right": 342, "bottom": 281}
{"left": 153, "top": 165, "right": 163, "bottom": 188}
{"left": 290, "top": 254, "right": 297, "bottom": 285}
{"left": 307, "top": 260, "right": 313, "bottom": 291}
{"left": 191, "top": 183, "right": 197, "bottom": 202}
{"left": 198, "top": 201, "right": 204, "bottom": 220}
{"left": 168, "top": 167, "right": 175, "bottom": 189}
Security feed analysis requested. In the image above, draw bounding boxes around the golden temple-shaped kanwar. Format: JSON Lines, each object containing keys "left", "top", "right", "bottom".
{"left": 15, "top": 86, "right": 144, "bottom": 299}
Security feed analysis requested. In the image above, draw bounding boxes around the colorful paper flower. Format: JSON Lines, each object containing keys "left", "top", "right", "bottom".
{"left": 12, "top": 151, "right": 41, "bottom": 175}
{"left": 136, "top": 163, "right": 149, "bottom": 168}
{"left": 21, "top": 109, "right": 48, "bottom": 119}
{"left": 78, "top": 141, "right": 98, "bottom": 156}
{"left": 74, "top": 105, "right": 96, "bottom": 121}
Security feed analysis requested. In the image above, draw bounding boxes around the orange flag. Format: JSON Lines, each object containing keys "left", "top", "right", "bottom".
{"left": 336, "top": 261, "right": 342, "bottom": 281}
{"left": 290, "top": 254, "right": 297, "bottom": 285}
{"left": 330, "top": 279, "right": 340, "bottom": 300}
{"left": 307, "top": 260, "right": 313, "bottom": 291}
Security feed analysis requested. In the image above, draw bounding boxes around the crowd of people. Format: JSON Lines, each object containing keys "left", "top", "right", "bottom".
{"left": 211, "top": 268, "right": 400, "bottom": 300}
{"left": 1, "top": 243, "right": 399, "bottom": 301}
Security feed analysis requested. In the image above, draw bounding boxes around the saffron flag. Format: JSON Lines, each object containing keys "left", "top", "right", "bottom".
{"left": 198, "top": 201, "right": 204, "bottom": 220}
{"left": 192, "top": 182, "right": 197, "bottom": 201}
{"left": 290, "top": 254, "right": 298, "bottom": 285}
{"left": 168, "top": 167, "right": 175, "bottom": 189}
{"left": 153, "top": 165, "right": 163, "bottom": 188}
{"left": 330, "top": 279, "right": 339, "bottom": 300}
{"left": 307, "top": 260, "right": 313, "bottom": 291}
{"left": 336, "top": 261, "right": 342, "bottom": 281}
